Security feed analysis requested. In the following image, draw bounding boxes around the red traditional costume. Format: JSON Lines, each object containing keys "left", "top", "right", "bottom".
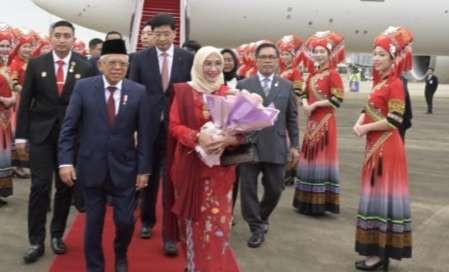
{"left": 277, "top": 35, "right": 304, "bottom": 93}
{"left": 293, "top": 31, "right": 345, "bottom": 215}
{"left": 355, "top": 26, "right": 413, "bottom": 260}
{"left": 0, "top": 27, "right": 14, "bottom": 199}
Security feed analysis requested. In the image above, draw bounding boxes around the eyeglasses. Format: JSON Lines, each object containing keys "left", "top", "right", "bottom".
{"left": 257, "top": 55, "right": 278, "bottom": 60}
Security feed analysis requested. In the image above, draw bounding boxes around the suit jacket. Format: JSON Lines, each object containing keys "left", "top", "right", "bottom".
{"left": 237, "top": 75, "right": 299, "bottom": 164}
{"left": 58, "top": 76, "right": 153, "bottom": 188}
{"left": 425, "top": 74, "right": 439, "bottom": 91}
{"left": 129, "top": 47, "right": 194, "bottom": 122}
{"left": 88, "top": 56, "right": 100, "bottom": 76}
{"left": 16, "top": 51, "right": 94, "bottom": 144}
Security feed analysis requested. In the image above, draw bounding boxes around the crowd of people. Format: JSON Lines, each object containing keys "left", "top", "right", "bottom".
{"left": 0, "top": 13, "right": 418, "bottom": 272}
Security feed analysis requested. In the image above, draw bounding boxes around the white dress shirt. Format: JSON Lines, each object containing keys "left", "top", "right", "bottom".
{"left": 156, "top": 44, "right": 174, "bottom": 79}
{"left": 257, "top": 72, "right": 275, "bottom": 90}
{"left": 103, "top": 76, "right": 122, "bottom": 115}
{"left": 53, "top": 50, "right": 72, "bottom": 83}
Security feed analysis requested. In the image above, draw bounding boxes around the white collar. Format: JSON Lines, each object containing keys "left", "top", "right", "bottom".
{"left": 156, "top": 44, "right": 174, "bottom": 57}
{"left": 257, "top": 72, "right": 274, "bottom": 82}
{"left": 102, "top": 75, "right": 123, "bottom": 91}
{"left": 52, "top": 51, "right": 72, "bottom": 64}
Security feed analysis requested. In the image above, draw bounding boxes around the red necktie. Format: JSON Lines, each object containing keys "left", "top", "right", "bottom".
{"left": 161, "top": 52, "right": 169, "bottom": 92}
{"left": 56, "top": 60, "right": 65, "bottom": 95}
{"left": 107, "top": 86, "right": 117, "bottom": 126}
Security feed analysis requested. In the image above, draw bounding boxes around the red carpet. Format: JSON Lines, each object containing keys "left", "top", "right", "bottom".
{"left": 49, "top": 201, "right": 185, "bottom": 272}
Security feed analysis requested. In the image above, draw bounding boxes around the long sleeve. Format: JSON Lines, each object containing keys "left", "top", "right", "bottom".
{"left": 15, "top": 59, "right": 35, "bottom": 140}
{"left": 328, "top": 70, "right": 344, "bottom": 108}
{"left": 386, "top": 79, "right": 405, "bottom": 129}
{"left": 128, "top": 54, "right": 141, "bottom": 83}
{"left": 169, "top": 90, "right": 199, "bottom": 149}
{"left": 58, "top": 81, "right": 83, "bottom": 166}
{"left": 286, "top": 83, "right": 299, "bottom": 148}
{"left": 137, "top": 89, "right": 152, "bottom": 175}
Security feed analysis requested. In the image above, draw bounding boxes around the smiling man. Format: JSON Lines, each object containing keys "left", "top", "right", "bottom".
{"left": 237, "top": 43, "right": 300, "bottom": 249}
{"left": 58, "top": 39, "right": 154, "bottom": 272}
{"left": 129, "top": 13, "right": 193, "bottom": 256}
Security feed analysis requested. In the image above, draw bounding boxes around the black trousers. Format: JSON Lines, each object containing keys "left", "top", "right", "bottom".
{"left": 239, "top": 162, "right": 285, "bottom": 234}
{"left": 425, "top": 87, "right": 436, "bottom": 113}
{"left": 28, "top": 126, "right": 73, "bottom": 245}
{"left": 84, "top": 178, "right": 136, "bottom": 272}
{"left": 140, "top": 122, "right": 166, "bottom": 229}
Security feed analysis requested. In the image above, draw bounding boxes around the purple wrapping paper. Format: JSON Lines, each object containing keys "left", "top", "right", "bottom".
{"left": 205, "top": 90, "right": 279, "bottom": 134}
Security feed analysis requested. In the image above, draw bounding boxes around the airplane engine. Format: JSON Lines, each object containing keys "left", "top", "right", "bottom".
{"left": 411, "top": 56, "right": 449, "bottom": 83}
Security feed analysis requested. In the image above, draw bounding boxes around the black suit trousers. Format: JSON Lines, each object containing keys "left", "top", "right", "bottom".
{"left": 140, "top": 122, "right": 166, "bottom": 228}
{"left": 84, "top": 177, "right": 136, "bottom": 272}
{"left": 239, "top": 162, "right": 286, "bottom": 234}
{"left": 425, "top": 87, "right": 437, "bottom": 112}
{"left": 28, "top": 124, "right": 73, "bottom": 245}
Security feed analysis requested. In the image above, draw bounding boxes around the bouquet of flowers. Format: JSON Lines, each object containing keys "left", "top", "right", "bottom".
{"left": 195, "top": 89, "right": 279, "bottom": 167}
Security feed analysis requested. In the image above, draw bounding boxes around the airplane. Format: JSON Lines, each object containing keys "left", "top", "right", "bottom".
{"left": 31, "top": 0, "right": 449, "bottom": 82}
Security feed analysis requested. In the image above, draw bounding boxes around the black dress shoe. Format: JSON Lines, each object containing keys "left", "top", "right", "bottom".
{"left": 140, "top": 225, "right": 152, "bottom": 239}
{"left": 355, "top": 258, "right": 389, "bottom": 271}
{"left": 115, "top": 258, "right": 128, "bottom": 272}
{"left": 23, "top": 245, "right": 44, "bottom": 264}
{"left": 51, "top": 237, "right": 67, "bottom": 254}
{"left": 164, "top": 241, "right": 178, "bottom": 256}
{"left": 0, "top": 198, "right": 7, "bottom": 207}
{"left": 247, "top": 232, "right": 265, "bottom": 248}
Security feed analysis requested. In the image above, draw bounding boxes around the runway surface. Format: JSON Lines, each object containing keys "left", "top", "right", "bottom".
{"left": 1, "top": 81, "right": 448, "bottom": 272}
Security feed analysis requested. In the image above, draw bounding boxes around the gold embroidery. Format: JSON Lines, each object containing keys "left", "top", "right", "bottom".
{"left": 310, "top": 70, "right": 331, "bottom": 101}
{"left": 388, "top": 99, "right": 405, "bottom": 114}
{"left": 363, "top": 132, "right": 392, "bottom": 166}
{"left": 331, "top": 88, "right": 344, "bottom": 99}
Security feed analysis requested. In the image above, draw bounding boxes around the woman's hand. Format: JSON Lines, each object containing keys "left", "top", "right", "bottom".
{"left": 353, "top": 123, "right": 368, "bottom": 137}
{"left": 303, "top": 103, "right": 315, "bottom": 117}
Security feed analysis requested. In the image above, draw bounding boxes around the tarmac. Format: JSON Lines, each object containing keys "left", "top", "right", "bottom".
{"left": 0, "top": 81, "right": 448, "bottom": 272}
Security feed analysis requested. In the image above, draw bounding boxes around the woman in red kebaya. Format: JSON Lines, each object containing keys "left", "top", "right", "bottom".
{"left": 169, "top": 46, "right": 242, "bottom": 272}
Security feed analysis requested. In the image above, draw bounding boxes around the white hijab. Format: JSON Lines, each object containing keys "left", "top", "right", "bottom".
{"left": 189, "top": 46, "right": 224, "bottom": 94}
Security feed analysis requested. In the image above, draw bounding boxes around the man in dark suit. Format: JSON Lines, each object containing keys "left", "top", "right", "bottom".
{"left": 59, "top": 39, "right": 153, "bottom": 272}
{"left": 424, "top": 67, "right": 439, "bottom": 114}
{"left": 129, "top": 13, "right": 193, "bottom": 256}
{"left": 237, "top": 43, "right": 300, "bottom": 248}
{"left": 16, "top": 21, "right": 94, "bottom": 264}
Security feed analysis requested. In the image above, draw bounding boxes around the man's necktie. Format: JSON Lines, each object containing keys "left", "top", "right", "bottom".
{"left": 262, "top": 77, "right": 271, "bottom": 96}
{"left": 107, "top": 86, "right": 117, "bottom": 126}
{"left": 161, "top": 52, "right": 169, "bottom": 92}
{"left": 56, "top": 60, "right": 65, "bottom": 95}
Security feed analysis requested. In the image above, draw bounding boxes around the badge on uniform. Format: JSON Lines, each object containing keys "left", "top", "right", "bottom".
{"left": 69, "top": 62, "right": 76, "bottom": 73}
{"left": 41, "top": 71, "right": 47, "bottom": 78}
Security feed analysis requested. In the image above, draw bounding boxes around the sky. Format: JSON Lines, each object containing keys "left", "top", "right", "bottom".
{"left": 1, "top": 0, "right": 105, "bottom": 43}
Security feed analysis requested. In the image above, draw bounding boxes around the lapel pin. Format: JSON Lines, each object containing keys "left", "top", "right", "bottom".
{"left": 123, "top": 95, "right": 128, "bottom": 106}
{"left": 69, "top": 61, "right": 76, "bottom": 73}
{"left": 274, "top": 82, "right": 279, "bottom": 87}
{"left": 75, "top": 73, "right": 81, "bottom": 79}
{"left": 41, "top": 71, "right": 47, "bottom": 78}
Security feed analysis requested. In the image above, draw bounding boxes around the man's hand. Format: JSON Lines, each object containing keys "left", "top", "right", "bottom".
{"left": 16, "top": 143, "right": 28, "bottom": 160}
{"left": 288, "top": 148, "right": 300, "bottom": 169}
{"left": 59, "top": 165, "right": 77, "bottom": 187}
{"left": 136, "top": 174, "right": 149, "bottom": 190}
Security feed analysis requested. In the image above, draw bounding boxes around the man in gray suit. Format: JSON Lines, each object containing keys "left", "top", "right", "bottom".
{"left": 237, "top": 43, "right": 300, "bottom": 248}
